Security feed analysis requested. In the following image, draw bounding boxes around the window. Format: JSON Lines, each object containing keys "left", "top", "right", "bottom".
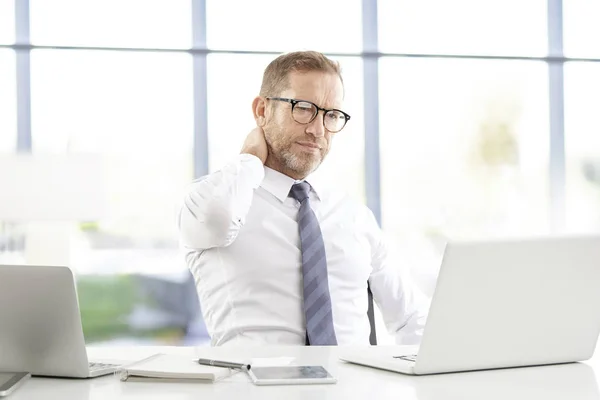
{"left": 564, "top": 0, "right": 600, "bottom": 58}
{"left": 565, "top": 63, "right": 600, "bottom": 233}
{"left": 30, "top": 50, "right": 194, "bottom": 275}
{"left": 379, "top": 58, "right": 550, "bottom": 298}
{"left": 30, "top": 0, "right": 191, "bottom": 48}
{"left": 0, "top": 0, "right": 14, "bottom": 44}
{"left": 206, "top": 54, "right": 275, "bottom": 172}
{"left": 206, "top": 0, "right": 362, "bottom": 53}
{"left": 378, "top": 0, "right": 547, "bottom": 56}
{"left": 207, "top": 54, "right": 365, "bottom": 202}
{"left": 0, "top": 49, "right": 16, "bottom": 152}
{"left": 0, "top": 49, "right": 18, "bottom": 265}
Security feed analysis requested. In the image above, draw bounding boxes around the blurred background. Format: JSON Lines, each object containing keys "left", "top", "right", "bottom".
{"left": 0, "top": 0, "right": 599, "bottom": 346}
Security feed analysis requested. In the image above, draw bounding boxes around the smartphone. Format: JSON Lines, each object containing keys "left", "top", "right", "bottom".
{"left": 247, "top": 365, "right": 337, "bottom": 386}
{"left": 0, "top": 372, "right": 30, "bottom": 397}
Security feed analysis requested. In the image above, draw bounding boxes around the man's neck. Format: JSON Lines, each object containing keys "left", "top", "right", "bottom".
{"left": 265, "top": 154, "right": 306, "bottom": 181}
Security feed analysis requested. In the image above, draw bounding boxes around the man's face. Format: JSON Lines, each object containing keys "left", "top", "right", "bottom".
{"left": 263, "top": 70, "right": 344, "bottom": 179}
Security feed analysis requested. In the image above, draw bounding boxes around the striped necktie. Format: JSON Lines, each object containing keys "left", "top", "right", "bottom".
{"left": 289, "top": 182, "right": 337, "bottom": 346}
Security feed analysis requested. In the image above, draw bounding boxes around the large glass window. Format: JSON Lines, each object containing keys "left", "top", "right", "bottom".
{"left": 207, "top": 55, "right": 365, "bottom": 202}
{"left": 0, "top": 49, "right": 16, "bottom": 152}
{"left": 564, "top": 0, "right": 600, "bottom": 58}
{"left": 379, "top": 58, "right": 550, "bottom": 298}
{"left": 30, "top": 0, "right": 191, "bottom": 48}
{"left": 206, "top": 54, "right": 275, "bottom": 172}
{"left": 30, "top": 50, "right": 194, "bottom": 274}
{"left": 29, "top": 49, "right": 196, "bottom": 343}
{"left": 206, "top": 0, "right": 362, "bottom": 53}
{"left": 565, "top": 63, "right": 600, "bottom": 233}
{"left": 378, "top": 0, "right": 547, "bottom": 56}
{"left": 0, "top": 0, "right": 14, "bottom": 44}
{"left": 0, "top": 49, "right": 18, "bottom": 265}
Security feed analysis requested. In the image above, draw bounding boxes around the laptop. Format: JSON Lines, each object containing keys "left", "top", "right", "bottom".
{"left": 0, "top": 265, "right": 122, "bottom": 378}
{"left": 340, "top": 236, "right": 600, "bottom": 375}
{"left": 412, "top": 362, "right": 600, "bottom": 399}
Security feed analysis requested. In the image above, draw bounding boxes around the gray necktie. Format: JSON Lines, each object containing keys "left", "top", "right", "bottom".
{"left": 289, "top": 182, "right": 337, "bottom": 346}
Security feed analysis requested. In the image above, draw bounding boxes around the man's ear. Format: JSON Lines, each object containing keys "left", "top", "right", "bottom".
{"left": 252, "top": 96, "right": 267, "bottom": 127}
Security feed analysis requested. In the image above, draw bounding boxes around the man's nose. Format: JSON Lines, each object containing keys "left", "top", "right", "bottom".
{"left": 306, "top": 112, "right": 326, "bottom": 138}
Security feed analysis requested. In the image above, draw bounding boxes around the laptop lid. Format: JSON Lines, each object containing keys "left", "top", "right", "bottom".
{"left": 414, "top": 236, "right": 600, "bottom": 375}
{"left": 0, "top": 265, "right": 91, "bottom": 377}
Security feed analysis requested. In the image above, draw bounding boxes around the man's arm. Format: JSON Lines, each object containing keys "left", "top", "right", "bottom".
{"left": 178, "top": 127, "right": 268, "bottom": 250}
{"left": 367, "top": 212, "right": 430, "bottom": 345}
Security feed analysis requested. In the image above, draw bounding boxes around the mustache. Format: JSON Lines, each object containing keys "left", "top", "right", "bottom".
{"left": 295, "top": 137, "right": 326, "bottom": 148}
{"left": 263, "top": 126, "right": 327, "bottom": 149}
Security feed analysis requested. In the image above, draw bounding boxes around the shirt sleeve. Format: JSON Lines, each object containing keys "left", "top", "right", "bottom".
{"left": 178, "top": 153, "right": 265, "bottom": 250}
{"left": 366, "top": 211, "right": 430, "bottom": 345}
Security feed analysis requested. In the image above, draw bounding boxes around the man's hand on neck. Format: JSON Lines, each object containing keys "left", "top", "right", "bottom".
{"left": 241, "top": 127, "right": 268, "bottom": 164}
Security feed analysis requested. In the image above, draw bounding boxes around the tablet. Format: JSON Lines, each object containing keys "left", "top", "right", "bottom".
{"left": 247, "top": 365, "right": 337, "bottom": 386}
{"left": 0, "top": 372, "right": 30, "bottom": 397}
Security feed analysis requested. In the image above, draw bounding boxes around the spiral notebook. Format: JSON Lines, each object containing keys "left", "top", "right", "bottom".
{"left": 119, "top": 353, "right": 238, "bottom": 383}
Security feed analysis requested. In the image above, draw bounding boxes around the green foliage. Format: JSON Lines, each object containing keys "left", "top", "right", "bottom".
{"left": 76, "top": 274, "right": 183, "bottom": 343}
{"left": 79, "top": 221, "right": 100, "bottom": 232}
{"left": 77, "top": 274, "right": 138, "bottom": 341}
{"left": 476, "top": 121, "right": 519, "bottom": 166}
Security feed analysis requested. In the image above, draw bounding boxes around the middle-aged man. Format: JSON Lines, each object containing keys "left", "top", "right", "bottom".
{"left": 178, "top": 50, "right": 428, "bottom": 346}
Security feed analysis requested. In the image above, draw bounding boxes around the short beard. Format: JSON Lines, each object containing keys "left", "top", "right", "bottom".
{"left": 280, "top": 145, "right": 320, "bottom": 176}
{"left": 265, "top": 129, "right": 324, "bottom": 178}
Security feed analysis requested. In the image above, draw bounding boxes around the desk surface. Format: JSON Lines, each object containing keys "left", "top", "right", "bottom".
{"left": 9, "top": 345, "right": 600, "bottom": 400}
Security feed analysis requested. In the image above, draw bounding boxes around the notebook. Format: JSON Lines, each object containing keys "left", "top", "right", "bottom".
{"left": 119, "top": 353, "right": 238, "bottom": 383}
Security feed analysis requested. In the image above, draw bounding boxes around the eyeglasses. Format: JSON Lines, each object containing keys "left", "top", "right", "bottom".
{"left": 267, "top": 97, "right": 351, "bottom": 133}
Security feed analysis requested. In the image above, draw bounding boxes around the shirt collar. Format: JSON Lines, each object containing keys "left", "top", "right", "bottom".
{"left": 261, "top": 166, "right": 322, "bottom": 203}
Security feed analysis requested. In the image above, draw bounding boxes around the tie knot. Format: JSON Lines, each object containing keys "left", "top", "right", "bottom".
{"left": 289, "top": 182, "right": 311, "bottom": 203}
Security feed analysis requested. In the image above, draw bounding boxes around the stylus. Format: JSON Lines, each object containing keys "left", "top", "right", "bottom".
{"left": 196, "top": 358, "right": 251, "bottom": 370}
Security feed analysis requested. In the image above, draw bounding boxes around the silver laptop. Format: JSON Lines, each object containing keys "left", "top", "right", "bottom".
{"left": 0, "top": 265, "right": 121, "bottom": 378}
{"left": 340, "top": 236, "right": 600, "bottom": 375}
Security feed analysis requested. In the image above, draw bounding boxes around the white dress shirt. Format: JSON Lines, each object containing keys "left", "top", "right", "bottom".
{"left": 178, "top": 154, "right": 428, "bottom": 346}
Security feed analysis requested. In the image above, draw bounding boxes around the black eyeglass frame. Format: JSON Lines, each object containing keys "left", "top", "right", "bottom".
{"left": 266, "top": 97, "right": 351, "bottom": 133}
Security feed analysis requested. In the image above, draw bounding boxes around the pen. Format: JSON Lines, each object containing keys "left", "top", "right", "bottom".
{"left": 197, "top": 358, "right": 251, "bottom": 370}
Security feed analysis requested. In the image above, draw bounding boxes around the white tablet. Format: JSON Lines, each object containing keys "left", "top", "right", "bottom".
{"left": 247, "top": 366, "right": 337, "bottom": 386}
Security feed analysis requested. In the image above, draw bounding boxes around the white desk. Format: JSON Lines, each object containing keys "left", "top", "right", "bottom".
{"left": 9, "top": 345, "right": 600, "bottom": 400}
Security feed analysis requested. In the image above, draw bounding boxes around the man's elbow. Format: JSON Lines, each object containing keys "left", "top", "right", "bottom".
{"left": 178, "top": 202, "right": 239, "bottom": 250}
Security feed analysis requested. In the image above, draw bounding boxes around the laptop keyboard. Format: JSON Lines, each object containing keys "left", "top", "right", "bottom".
{"left": 393, "top": 354, "right": 418, "bottom": 362}
{"left": 89, "top": 362, "right": 119, "bottom": 371}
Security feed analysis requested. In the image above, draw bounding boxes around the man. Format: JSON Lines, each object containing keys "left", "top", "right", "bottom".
{"left": 178, "top": 51, "right": 427, "bottom": 346}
